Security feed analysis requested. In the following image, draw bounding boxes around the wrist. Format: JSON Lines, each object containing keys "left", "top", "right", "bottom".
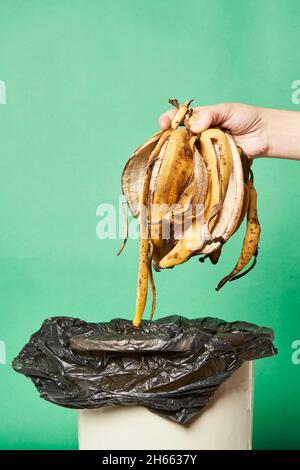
{"left": 260, "top": 107, "right": 300, "bottom": 160}
{"left": 261, "top": 107, "right": 282, "bottom": 158}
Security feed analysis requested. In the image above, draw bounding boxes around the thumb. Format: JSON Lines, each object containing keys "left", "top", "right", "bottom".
{"left": 189, "top": 103, "right": 234, "bottom": 133}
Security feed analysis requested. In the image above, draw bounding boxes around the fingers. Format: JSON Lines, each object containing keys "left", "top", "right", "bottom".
{"left": 189, "top": 103, "right": 234, "bottom": 133}
{"left": 159, "top": 103, "right": 235, "bottom": 132}
{"left": 159, "top": 109, "right": 177, "bottom": 130}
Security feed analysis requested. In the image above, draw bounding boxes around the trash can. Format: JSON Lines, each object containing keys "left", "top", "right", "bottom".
{"left": 13, "top": 316, "right": 276, "bottom": 450}
{"left": 78, "top": 361, "right": 253, "bottom": 450}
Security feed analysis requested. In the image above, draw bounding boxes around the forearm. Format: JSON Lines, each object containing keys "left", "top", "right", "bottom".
{"left": 261, "top": 108, "right": 300, "bottom": 160}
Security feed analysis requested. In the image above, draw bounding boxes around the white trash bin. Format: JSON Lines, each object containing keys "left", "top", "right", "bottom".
{"left": 78, "top": 361, "right": 253, "bottom": 450}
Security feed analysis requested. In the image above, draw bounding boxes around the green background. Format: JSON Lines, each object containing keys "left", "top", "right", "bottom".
{"left": 0, "top": 0, "right": 299, "bottom": 450}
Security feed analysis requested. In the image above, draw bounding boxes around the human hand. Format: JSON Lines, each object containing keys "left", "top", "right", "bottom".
{"left": 159, "top": 103, "right": 269, "bottom": 158}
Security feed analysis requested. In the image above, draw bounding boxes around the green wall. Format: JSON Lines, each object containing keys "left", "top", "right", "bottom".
{"left": 0, "top": 0, "right": 299, "bottom": 450}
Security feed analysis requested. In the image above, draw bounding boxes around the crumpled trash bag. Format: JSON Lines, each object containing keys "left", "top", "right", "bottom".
{"left": 12, "top": 315, "right": 277, "bottom": 424}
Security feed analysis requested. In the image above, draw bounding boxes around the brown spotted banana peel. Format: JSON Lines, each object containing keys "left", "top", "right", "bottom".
{"left": 199, "top": 140, "right": 251, "bottom": 268}
{"left": 155, "top": 136, "right": 208, "bottom": 229}
{"left": 201, "top": 129, "right": 233, "bottom": 221}
{"left": 123, "top": 100, "right": 196, "bottom": 327}
{"left": 122, "top": 131, "right": 163, "bottom": 218}
{"left": 121, "top": 99, "right": 261, "bottom": 327}
{"left": 198, "top": 129, "right": 234, "bottom": 243}
{"left": 158, "top": 129, "right": 235, "bottom": 269}
{"left": 150, "top": 128, "right": 194, "bottom": 261}
{"left": 150, "top": 136, "right": 208, "bottom": 270}
{"left": 169, "top": 99, "right": 194, "bottom": 130}
{"left": 215, "top": 172, "right": 261, "bottom": 290}
{"left": 199, "top": 147, "right": 251, "bottom": 265}
{"left": 199, "top": 180, "right": 249, "bottom": 266}
{"left": 147, "top": 100, "right": 196, "bottom": 267}
{"left": 148, "top": 141, "right": 171, "bottom": 267}
{"left": 233, "top": 182, "right": 250, "bottom": 235}
{"left": 196, "top": 133, "right": 245, "bottom": 259}
{"left": 132, "top": 131, "right": 172, "bottom": 328}
{"left": 157, "top": 139, "right": 208, "bottom": 268}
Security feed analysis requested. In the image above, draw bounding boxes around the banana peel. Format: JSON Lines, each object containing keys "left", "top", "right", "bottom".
{"left": 121, "top": 99, "right": 261, "bottom": 327}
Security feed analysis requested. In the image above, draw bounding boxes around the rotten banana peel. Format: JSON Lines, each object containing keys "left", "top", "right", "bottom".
{"left": 121, "top": 99, "right": 261, "bottom": 327}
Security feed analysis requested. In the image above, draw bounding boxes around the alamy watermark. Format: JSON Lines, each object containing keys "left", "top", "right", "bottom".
{"left": 96, "top": 197, "right": 212, "bottom": 250}
{"left": 0, "top": 340, "right": 6, "bottom": 365}
{"left": 291, "top": 340, "right": 300, "bottom": 365}
{"left": 0, "top": 80, "right": 6, "bottom": 104}
{"left": 291, "top": 80, "right": 300, "bottom": 105}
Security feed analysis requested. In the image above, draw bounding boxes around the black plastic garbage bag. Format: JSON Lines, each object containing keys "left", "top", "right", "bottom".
{"left": 12, "top": 315, "right": 277, "bottom": 424}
